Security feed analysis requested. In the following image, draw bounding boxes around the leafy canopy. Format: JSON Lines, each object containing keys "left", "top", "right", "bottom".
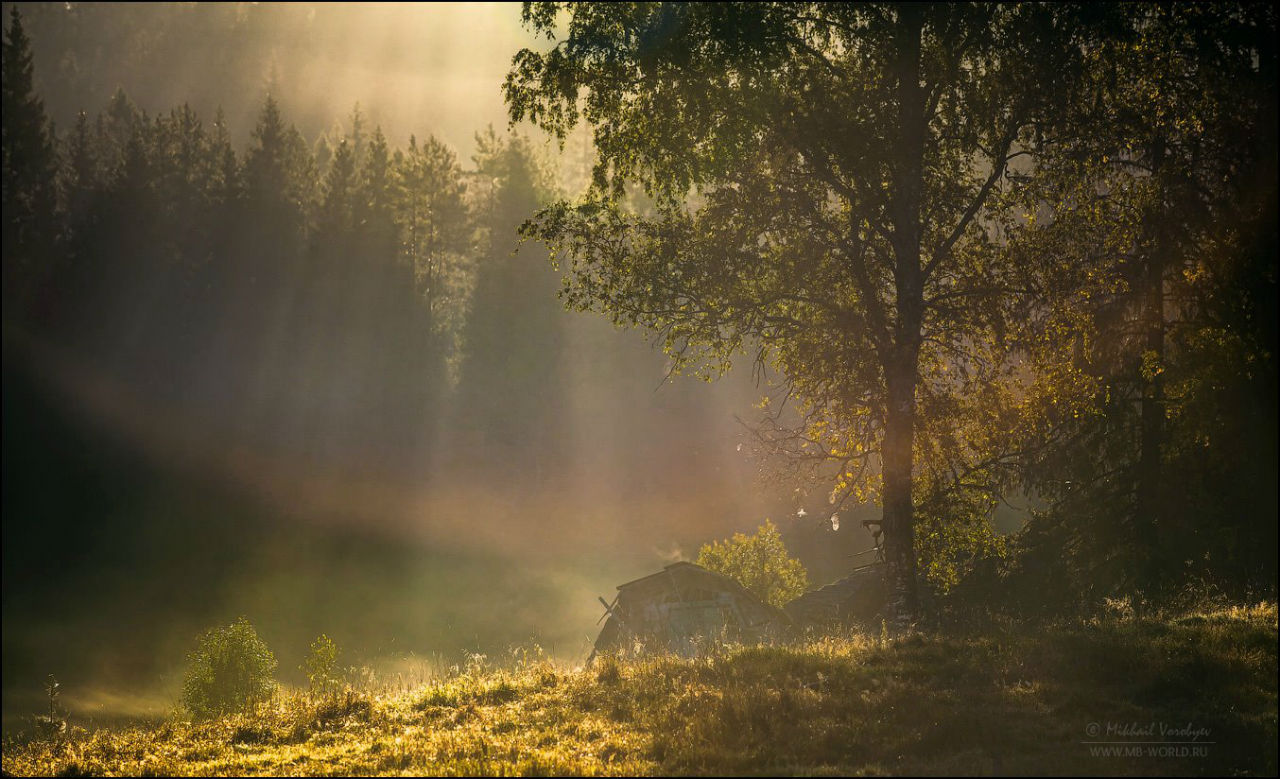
{"left": 505, "top": 3, "right": 1091, "bottom": 591}
{"left": 696, "top": 519, "right": 808, "bottom": 608}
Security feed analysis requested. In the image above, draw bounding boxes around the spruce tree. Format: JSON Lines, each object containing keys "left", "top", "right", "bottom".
{"left": 2, "top": 6, "right": 59, "bottom": 319}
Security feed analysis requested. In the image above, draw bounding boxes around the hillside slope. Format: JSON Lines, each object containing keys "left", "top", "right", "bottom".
{"left": 3, "top": 604, "right": 1275, "bottom": 776}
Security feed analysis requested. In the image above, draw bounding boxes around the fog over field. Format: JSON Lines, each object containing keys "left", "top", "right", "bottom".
{"left": 1, "top": 1, "right": 871, "bottom": 728}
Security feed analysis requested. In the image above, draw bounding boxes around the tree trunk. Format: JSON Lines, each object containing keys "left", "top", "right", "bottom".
{"left": 882, "top": 346, "right": 921, "bottom": 625}
{"left": 1135, "top": 140, "right": 1167, "bottom": 583}
{"left": 881, "top": 3, "right": 927, "bottom": 627}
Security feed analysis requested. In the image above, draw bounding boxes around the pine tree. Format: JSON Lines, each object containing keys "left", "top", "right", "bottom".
{"left": 2, "top": 6, "right": 59, "bottom": 318}
{"left": 456, "top": 132, "right": 566, "bottom": 478}
{"left": 396, "top": 133, "right": 469, "bottom": 333}
{"left": 360, "top": 126, "right": 394, "bottom": 236}
{"left": 61, "top": 111, "right": 97, "bottom": 222}
{"left": 318, "top": 138, "right": 357, "bottom": 239}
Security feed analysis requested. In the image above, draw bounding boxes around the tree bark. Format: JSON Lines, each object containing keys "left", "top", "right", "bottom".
{"left": 882, "top": 345, "right": 921, "bottom": 625}
{"left": 880, "top": 3, "right": 927, "bottom": 627}
{"left": 1135, "top": 140, "right": 1167, "bottom": 582}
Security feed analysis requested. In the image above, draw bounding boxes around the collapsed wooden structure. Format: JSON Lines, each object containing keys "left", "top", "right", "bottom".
{"left": 590, "top": 562, "right": 790, "bottom": 661}
{"left": 782, "top": 563, "right": 889, "bottom": 627}
{"left": 590, "top": 559, "right": 888, "bottom": 661}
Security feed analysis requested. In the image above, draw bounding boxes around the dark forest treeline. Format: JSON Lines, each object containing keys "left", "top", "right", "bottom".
{"left": 2, "top": 4, "right": 779, "bottom": 605}
{"left": 2, "top": 8, "right": 585, "bottom": 479}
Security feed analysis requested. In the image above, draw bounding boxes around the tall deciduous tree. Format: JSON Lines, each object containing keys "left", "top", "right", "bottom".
{"left": 505, "top": 3, "right": 1084, "bottom": 621}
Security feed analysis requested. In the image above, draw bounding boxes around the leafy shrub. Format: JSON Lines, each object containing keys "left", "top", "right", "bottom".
{"left": 181, "top": 616, "right": 277, "bottom": 718}
{"left": 696, "top": 519, "right": 809, "bottom": 608}
{"left": 302, "top": 633, "right": 341, "bottom": 695}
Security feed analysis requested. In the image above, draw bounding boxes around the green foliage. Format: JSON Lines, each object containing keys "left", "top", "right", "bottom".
{"left": 301, "top": 634, "right": 341, "bottom": 696}
{"left": 506, "top": 4, "right": 1099, "bottom": 611}
{"left": 181, "top": 617, "right": 278, "bottom": 719}
{"left": 696, "top": 519, "right": 808, "bottom": 608}
{"left": 505, "top": 2, "right": 1278, "bottom": 610}
{"left": 913, "top": 488, "right": 1009, "bottom": 594}
{"left": 995, "top": 3, "right": 1279, "bottom": 597}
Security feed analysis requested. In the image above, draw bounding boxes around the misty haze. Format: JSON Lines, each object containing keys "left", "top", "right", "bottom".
{"left": 2, "top": 3, "right": 1275, "bottom": 776}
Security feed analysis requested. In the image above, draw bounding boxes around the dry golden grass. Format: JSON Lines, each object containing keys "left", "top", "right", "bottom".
{"left": 3, "top": 603, "right": 1275, "bottom": 776}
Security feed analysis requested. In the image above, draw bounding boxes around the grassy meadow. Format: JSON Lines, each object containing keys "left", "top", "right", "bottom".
{"left": 2, "top": 602, "right": 1274, "bottom": 777}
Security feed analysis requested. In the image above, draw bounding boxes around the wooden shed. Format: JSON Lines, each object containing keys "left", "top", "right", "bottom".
{"left": 782, "top": 562, "right": 888, "bottom": 628}
{"left": 590, "top": 562, "right": 792, "bottom": 661}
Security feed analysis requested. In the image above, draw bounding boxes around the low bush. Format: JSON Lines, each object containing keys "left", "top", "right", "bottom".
{"left": 180, "top": 616, "right": 277, "bottom": 718}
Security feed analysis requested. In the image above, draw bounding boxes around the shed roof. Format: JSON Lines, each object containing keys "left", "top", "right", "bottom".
{"left": 614, "top": 561, "right": 762, "bottom": 595}
{"left": 614, "top": 561, "right": 709, "bottom": 591}
{"left": 611, "top": 561, "right": 793, "bottom": 624}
